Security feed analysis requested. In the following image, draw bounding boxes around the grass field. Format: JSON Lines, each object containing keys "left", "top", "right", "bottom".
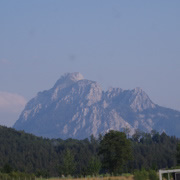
{"left": 36, "top": 175, "right": 172, "bottom": 180}
{"left": 36, "top": 176, "right": 134, "bottom": 180}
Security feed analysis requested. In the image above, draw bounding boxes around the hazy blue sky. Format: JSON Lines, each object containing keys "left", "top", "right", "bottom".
{"left": 0, "top": 0, "right": 180, "bottom": 126}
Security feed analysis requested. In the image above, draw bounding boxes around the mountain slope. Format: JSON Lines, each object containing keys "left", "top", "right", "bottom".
{"left": 13, "top": 72, "right": 180, "bottom": 139}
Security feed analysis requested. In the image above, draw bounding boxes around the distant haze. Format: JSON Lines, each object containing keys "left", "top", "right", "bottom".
{"left": 0, "top": 92, "right": 26, "bottom": 127}
{"left": 0, "top": 1, "right": 180, "bottom": 127}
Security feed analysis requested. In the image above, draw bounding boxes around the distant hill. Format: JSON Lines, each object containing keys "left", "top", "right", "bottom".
{"left": 13, "top": 72, "right": 180, "bottom": 139}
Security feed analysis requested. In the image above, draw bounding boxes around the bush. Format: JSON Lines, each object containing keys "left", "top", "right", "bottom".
{"left": 0, "top": 173, "right": 10, "bottom": 180}
{"left": 0, "top": 172, "right": 35, "bottom": 180}
{"left": 134, "top": 169, "right": 149, "bottom": 180}
{"left": 121, "top": 173, "right": 131, "bottom": 177}
{"left": 148, "top": 170, "right": 158, "bottom": 180}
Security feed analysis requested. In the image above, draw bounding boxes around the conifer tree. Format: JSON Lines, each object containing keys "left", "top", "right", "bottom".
{"left": 99, "top": 130, "right": 132, "bottom": 174}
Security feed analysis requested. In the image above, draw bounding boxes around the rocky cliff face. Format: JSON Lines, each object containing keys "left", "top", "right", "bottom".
{"left": 13, "top": 72, "right": 180, "bottom": 139}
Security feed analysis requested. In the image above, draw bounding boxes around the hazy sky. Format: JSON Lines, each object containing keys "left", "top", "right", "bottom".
{"left": 0, "top": 0, "right": 180, "bottom": 127}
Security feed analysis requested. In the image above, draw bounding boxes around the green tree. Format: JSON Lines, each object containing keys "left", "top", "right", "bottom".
{"left": 132, "top": 129, "right": 143, "bottom": 142}
{"left": 177, "top": 143, "right": 180, "bottom": 165}
{"left": 60, "top": 149, "right": 75, "bottom": 176}
{"left": 2, "top": 164, "right": 12, "bottom": 173}
{"left": 123, "top": 126, "right": 131, "bottom": 138}
{"left": 87, "top": 156, "right": 101, "bottom": 176}
{"left": 99, "top": 130, "right": 132, "bottom": 174}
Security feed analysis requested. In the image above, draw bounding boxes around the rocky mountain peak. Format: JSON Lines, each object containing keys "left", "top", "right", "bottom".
{"left": 130, "top": 87, "right": 155, "bottom": 112}
{"left": 13, "top": 72, "right": 180, "bottom": 139}
{"left": 53, "top": 72, "right": 84, "bottom": 88}
{"left": 51, "top": 72, "right": 84, "bottom": 100}
{"left": 63, "top": 72, "right": 84, "bottom": 82}
{"left": 133, "top": 87, "right": 143, "bottom": 93}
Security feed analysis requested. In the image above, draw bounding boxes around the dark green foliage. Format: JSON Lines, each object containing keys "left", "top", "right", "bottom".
{"left": 134, "top": 169, "right": 149, "bottom": 180}
{"left": 177, "top": 143, "right": 180, "bottom": 165}
{"left": 148, "top": 170, "right": 158, "bottom": 180}
{"left": 2, "top": 164, "right": 13, "bottom": 173}
{"left": 0, "top": 126, "right": 99, "bottom": 177}
{"left": 130, "top": 130, "right": 179, "bottom": 170}
{"left": 0, "top": 126, "right": 58, "bottom": 175}
{"left": 134, "top": 169, "right": 158, "bottom": 180}
{"left": 54, "top": 137, "right": 100, "bottom": 176}
{"left": 0, "top": 171, "right": 35, "bottom": 180}
{"left": 35, "top": 169, "right": 50, "bottom": 178}
{"left": 87, "top": 156, "right": 101, "bottom": 176}
{"left": 0, "top": 125, "right": 179, "bottom": 177}
{"left": 132, "top": 129, "right": 143, "bottom": 142}
{"left": 59, "top": 149, "right": 75, "bottom": 176}
{"left": 99, "top": 130, "right": 132, "bottom": 174}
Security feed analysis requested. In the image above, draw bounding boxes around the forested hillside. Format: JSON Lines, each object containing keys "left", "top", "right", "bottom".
{"left": 0, "top": 125, "right": 179, "bottom": 177}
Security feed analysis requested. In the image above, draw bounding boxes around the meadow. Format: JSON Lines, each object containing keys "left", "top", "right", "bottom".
{"left": 36, "top": 176, "right": 134, "bottom": 180}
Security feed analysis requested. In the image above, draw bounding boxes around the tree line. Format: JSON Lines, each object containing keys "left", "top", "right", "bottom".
{"left": 0, "top": 125, "right": 179, "bottom": 178}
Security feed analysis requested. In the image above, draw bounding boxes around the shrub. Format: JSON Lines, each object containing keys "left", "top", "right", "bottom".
{"left": 121, "top": 173, "right": 131, "bottom": 177}
{"left": 0, "top": 173, "right": 10, "bottom": 180}
{"left": 0, "top": 172, "right": 35, "bottom": 180}
{"left": 134, "top": 169, "right": 149, "bottom": 180}
{"left": 148, "top": 170, "right": 158, "bottom": 180}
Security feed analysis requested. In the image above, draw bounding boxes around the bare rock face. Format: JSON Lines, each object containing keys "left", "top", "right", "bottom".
{"left": 13, "top": 72, "right": 180, "bottom": 139}
{"left": 130, "top": 87, "right": 156, "bottom": 112}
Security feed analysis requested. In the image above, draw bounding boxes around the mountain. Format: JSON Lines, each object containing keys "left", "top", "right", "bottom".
{"left": 13, "top": 72, "right": 180, "bottom": 139}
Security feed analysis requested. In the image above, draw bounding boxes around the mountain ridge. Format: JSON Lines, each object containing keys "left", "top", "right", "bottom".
{"left": 13, "top": 72, "right": 180, "bottom": 139}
